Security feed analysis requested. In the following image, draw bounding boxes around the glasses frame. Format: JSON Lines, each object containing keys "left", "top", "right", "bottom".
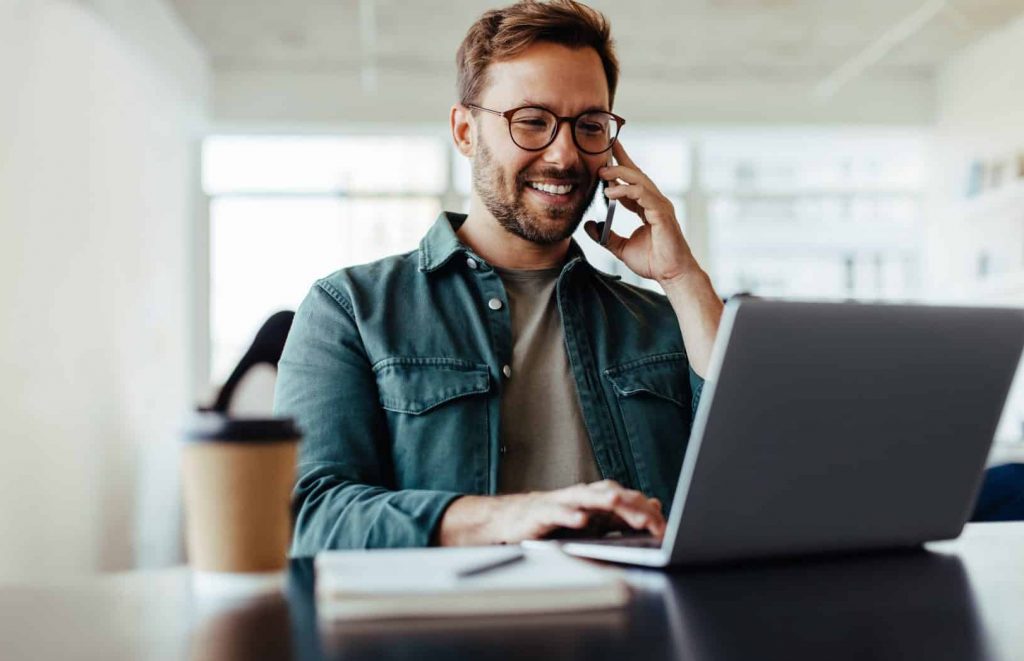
{"left": 466, "top": 104, "right": 626, "bottom": 155}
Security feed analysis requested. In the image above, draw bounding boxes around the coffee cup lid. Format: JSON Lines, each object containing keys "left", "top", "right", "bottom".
{"left": 186, "top": 411, "right": 302, "bottom": 443}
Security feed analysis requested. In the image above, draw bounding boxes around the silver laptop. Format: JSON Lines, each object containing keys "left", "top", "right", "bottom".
{"left": 561, "top": 299, "right": 1024, "bottom": 567}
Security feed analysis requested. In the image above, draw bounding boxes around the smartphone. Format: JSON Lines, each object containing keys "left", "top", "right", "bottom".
{"left": 599, "top": 156, "right": 617, "bottom": 246}
{"left": 600, "top": 198, "right": 617, "bottom": 246}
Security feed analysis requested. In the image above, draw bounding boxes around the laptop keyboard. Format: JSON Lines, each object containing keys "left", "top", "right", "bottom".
{"left": 570, "top": 535, "right": 662, "bottom": 549}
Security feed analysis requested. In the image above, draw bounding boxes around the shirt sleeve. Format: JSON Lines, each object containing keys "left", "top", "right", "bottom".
{"left": 274, "top": 281, "right": 463, "bottom": 553}
{"left": 688, "top": 364, "right": 705, "bottom": 419}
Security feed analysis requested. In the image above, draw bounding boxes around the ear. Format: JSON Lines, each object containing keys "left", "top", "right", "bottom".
{"left": 450, "top": 104, "right": 476, "bottom": 158}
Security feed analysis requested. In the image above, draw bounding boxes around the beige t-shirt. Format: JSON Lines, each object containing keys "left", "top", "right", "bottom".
{"left": 495, "top": 266, "right": 602, "bottom": 494}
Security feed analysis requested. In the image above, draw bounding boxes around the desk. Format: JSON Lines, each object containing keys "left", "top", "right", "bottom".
{"left": 2, "top": 522, "right": 1022, "bottom": 660}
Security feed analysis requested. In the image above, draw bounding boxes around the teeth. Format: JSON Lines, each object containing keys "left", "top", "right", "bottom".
{"left": 529, "top": 182, "right": 574, "bottom": 195}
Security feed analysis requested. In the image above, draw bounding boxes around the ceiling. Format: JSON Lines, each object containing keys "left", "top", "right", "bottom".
{"left": 170, "top": 0, "right": 1024, "bottom": 83}
{"left": 165, "top": 0, "right": 1024, "bottom": 125}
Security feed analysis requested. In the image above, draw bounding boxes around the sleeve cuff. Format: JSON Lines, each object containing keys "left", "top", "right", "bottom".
{"left": 688, "top": 365, "right": 705, "bottom": 417}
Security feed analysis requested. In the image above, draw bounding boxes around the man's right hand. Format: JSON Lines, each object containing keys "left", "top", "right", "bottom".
{"left": 436, "top": 480, "right": 666, "bottom": 546}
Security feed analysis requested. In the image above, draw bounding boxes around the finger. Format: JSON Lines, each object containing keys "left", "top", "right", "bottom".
{"left": 601, "top": 487, "right": 666, "bottom": 535}
{"left": 602, "top": 228, "right": 630, "bottom": 258}
{"left": 583, "top": 219, "right": 629, "bottom": 257}
{"left": 604, "top": 489, "right": 666, "bottom": 535}
{"left": 604, "top": 185, "right": 654, "bottom": 220}
{"left": 527, "top": 504, "right": 589, "bottom": 540}
{"left": 605, "top": 183, "right": 659, "bottom": 207}
{"left": 611, "top": 140, "right": 637, "bottom": 169}
{"left": 615, "top": 195, "right": 645, "bottom": 219}
{"left": 605, "top": 185, "right": 671, "bottom": 225}
{"left": 552, "top": 480, "right": 619, "bottom": 506}
{"left": 558, "top": 484, "right": 664, "bottom": 534}
{"left": 599, "top": 164, "right": 654, "bottom": 189}
{"left": 544, "top": 504, "right": 589, "bottom": 530}
{"left": 591, "top": 511, "right": 634, "bottom": 533}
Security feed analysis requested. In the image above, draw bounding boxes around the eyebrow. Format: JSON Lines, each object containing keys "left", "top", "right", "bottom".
{"left": 517, "top": 99, "right": 609, "bottom": 115}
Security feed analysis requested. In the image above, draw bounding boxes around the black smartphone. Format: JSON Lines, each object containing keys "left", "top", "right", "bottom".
{"left": 599, "top": 156, "right": 617, "bottom": 246}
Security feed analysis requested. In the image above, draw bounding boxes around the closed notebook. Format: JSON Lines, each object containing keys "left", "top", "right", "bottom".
{"left": 314, "top": 546, "right": 629, "bottom": 621}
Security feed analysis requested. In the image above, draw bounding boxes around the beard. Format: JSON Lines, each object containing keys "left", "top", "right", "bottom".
{"left": 471, "top": 138, "right": 600, "bottom": 246}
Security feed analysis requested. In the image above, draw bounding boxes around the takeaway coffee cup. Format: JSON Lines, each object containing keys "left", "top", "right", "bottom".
{"left": 182, "top": 413, "right": 301, "bottom": 582}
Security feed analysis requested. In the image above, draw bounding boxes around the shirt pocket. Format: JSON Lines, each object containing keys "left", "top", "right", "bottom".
{"left": 604, "top": 353, "right": 693, "bottom": 504}
{"left": 373, "top": 357, "right": 491, "bottom": 491}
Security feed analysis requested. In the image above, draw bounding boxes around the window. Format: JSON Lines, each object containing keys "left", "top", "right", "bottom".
{"left": 203, "top": 136, "right": 447, "bottom": 194}
{"left": 701, "top": 128, "right": 927, "bottom": 301}
{"left": 203, "top": 135, "right": 447, "bottom": 383}
{"left": 208, "top": 196, "right": 440, "bottom": 381}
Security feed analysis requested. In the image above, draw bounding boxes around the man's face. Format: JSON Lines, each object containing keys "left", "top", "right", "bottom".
{"left": 470, "top": 42, "right": 609, "bottom": 245}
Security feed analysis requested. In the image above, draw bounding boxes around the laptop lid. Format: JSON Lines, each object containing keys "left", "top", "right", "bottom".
{"left": 661, "top": 299, "right": 1024, "bottom": 564}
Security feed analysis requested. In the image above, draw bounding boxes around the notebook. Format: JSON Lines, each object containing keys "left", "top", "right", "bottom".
{"left": 314, "top": 546, "right": 629, "bottom": 621}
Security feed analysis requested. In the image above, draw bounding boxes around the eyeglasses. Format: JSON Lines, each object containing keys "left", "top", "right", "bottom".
{"left": 466, "top": 104, "right": 625, "bottom": 155}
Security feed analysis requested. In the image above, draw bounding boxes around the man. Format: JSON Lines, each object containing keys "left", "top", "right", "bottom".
{"left": 275, "top": 0, "right": 723, "bottom": 552}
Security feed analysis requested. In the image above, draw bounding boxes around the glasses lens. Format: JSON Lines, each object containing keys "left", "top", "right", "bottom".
{"left": 574, "top": 112, "right": 619, "bottom": 154}
{"left": 509, "top": 107, "right": 557, "bottom": 150}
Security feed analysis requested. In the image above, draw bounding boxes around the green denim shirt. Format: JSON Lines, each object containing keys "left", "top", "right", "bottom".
{"left": 274, "top": 212, "right": 705, "bottom": 553}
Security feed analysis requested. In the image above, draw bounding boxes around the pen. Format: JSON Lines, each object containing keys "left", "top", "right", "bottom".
{"left": 455, "top": 550, "right": 526, "bottom": 579}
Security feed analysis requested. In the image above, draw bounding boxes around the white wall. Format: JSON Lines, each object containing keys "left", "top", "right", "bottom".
{"left": 0, "top": 0, "right": 208, "bottom": 578}
{"left": 926, "top": 11, "right": 1024, "bottom": 300}
{"left": 926, "top": 10, "right": 1024, "bottom": 445}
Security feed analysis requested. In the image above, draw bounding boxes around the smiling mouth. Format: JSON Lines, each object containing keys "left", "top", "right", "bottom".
{"left": 527, "top": 181, "right": 577, "bottom": 196}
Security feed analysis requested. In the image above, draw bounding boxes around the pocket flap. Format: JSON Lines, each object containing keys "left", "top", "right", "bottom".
{"left": 604, "top": 353, "right": 688, "bottom": 407}
{"left": 374, "top": 358, "right": 490, "bottom": 415}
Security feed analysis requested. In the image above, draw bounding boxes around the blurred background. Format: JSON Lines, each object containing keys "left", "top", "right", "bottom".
{"left": 1, "top": 0, "right": 1022, "bottom": 579}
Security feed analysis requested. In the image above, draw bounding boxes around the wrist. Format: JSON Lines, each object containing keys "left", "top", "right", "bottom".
{"left": 658, "top": 266, "right": 711, "bottom": 297}
{"left": 437, "top": 494, "right": 513, "bottom": 546}
{"left": 437, "top": 495, "right": 477, "bottom": 546}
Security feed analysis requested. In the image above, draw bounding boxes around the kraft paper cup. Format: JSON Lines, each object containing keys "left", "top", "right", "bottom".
{"left": 182, "top": 413, "right": 300, "bottom": 596}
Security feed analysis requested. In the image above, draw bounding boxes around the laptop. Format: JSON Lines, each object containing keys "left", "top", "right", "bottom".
{"left": 559, "top": 299, "right": 1024, "bottom": 567}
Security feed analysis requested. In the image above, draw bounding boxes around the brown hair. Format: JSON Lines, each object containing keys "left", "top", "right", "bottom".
{"left": 456, "top": 0, "right": 619, "bottom": 108}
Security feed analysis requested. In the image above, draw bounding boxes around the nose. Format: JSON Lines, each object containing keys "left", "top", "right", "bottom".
{"left": 541, "top": 120, "right": 582, "bottom": 171}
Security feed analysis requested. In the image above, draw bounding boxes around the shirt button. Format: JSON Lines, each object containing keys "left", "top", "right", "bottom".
{"left": 488, "top": 298, "right": 503, "bottom": 311}
{"left": 500, "top": 445, "right": 508, "bottom": 455}
{"left": 502, "top": 364, "right": 512, "bottom": 378}
{"left": 466, "top": 257, "right": 478, "bottom": 270}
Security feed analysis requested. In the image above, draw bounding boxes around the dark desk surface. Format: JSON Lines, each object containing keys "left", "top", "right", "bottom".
{"left": 2, "top": 523, "right": 1023, "bottom": 661}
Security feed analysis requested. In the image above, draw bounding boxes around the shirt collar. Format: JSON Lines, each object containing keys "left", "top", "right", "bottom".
{"left": 418, "top": 211, "right": 467, "bottom": 273}
{"left": 418, "top": 210, "right": 617, "bottom": 280}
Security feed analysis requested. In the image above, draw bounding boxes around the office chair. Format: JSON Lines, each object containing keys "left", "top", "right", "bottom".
{"left": 972, "top": 463, "right": 1024, "bottom": 521}
{"left": 210, "top": 310, "right": 294, "bottom": 414}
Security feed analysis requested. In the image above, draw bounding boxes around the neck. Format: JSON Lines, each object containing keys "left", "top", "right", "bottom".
{"left": 456, "top": 196, "right": 571, "bottom": 270}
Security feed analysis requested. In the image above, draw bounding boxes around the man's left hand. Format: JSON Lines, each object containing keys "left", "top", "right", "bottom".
{"left": 584, "top": 140, "right": 701, "bottom": 286}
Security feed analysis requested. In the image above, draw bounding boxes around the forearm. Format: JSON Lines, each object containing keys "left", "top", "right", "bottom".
{"left": 659, "top": 267, "right": 724, "bottom": 378}
{"left": 291, "top": 465, "right": 462, "bottom": 553}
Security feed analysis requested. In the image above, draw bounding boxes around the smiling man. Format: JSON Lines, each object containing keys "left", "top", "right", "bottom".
{"left": 275, "top": 0, "right": 724, "bottom": 552}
